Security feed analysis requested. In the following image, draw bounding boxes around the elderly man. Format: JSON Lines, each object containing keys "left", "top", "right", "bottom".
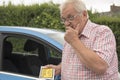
{"left": 46, "top": 0, "right": 119, "bottom": 79}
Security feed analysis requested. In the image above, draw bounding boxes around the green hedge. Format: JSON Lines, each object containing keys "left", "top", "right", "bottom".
{"left": 0, "top": 2, "right": 64, "bottom": 30}
{"left": 0, "top": 2, "right": 120, "bottom": 61}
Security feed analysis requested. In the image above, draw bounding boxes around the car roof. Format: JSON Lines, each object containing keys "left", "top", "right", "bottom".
{"left": 0, "top": 26, "right": 64, "bottom": 51}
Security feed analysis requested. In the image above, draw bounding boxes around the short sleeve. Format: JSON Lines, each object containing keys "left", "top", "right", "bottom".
{"left": 93, "top": 26, "right": 116, "bottom": 66}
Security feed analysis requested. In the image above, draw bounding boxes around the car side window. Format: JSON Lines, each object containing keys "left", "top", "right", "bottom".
{"left": 2, "top": 36, "right": 43, "bottom": 77}
{"left": 46, "top": 48, "right": 61, "bottom": 65}
{"left": 2, "top": 36, "right": 61, "bottom": 77}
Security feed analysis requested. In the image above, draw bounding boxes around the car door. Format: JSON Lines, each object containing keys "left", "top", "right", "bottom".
{"left": 0, "top": 31, "right": 62, "bottom": 80}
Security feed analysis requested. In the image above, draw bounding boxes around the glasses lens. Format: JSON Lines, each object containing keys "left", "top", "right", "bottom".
{"left": 69, "top": 16, "right": 74, "bottom": 21}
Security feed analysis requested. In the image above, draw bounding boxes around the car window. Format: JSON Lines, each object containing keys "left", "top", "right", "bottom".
{"left": 2, "top": 35, "right": 61, "bottom": 77}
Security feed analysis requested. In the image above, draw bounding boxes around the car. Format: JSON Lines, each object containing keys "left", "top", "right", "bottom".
{"left": 0, "top": 26, "right": 120, "bottom": 80}
{"left": 0, "top": 26, "right": 64, "bottom": 80}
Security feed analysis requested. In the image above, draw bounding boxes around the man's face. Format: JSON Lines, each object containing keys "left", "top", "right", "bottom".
{"left": 61, "top": 3, "right": 86, "bottom": 34}
{"left": 61, "top": 4, "right": 81, "bottom": 28}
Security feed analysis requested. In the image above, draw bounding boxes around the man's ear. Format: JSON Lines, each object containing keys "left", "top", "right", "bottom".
{"left": 82, "top": 11, "right": 87, "bottom": 17}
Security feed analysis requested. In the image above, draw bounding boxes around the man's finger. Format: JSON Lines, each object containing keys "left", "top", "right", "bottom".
{"left": 75, "top": 23, "right": 80, "bottom": 34}
{"left": 66, "top": 26, "right": 73, "bottom": 31}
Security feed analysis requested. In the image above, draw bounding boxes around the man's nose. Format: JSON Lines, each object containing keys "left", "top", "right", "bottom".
{"left": 64, "top": 20, "right": 71, "bottom": 26}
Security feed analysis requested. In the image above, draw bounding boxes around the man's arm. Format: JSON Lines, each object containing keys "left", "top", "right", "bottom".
{"left": 71, "top": 38, "right": 108, "bottom": 74}
{"left": 64, "top": 27, "right": 108, "bottom": 74}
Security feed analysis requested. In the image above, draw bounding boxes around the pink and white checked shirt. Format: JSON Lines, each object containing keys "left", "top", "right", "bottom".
{"left": 61, "top": 20, "right": 118, "bottom": 80}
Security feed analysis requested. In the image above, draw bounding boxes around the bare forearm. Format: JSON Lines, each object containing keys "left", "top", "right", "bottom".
{"left": 57, "top": 63, "right": 61, "bottom": 69}
{"left": 56, "top": 63, "right": 61, "bottom": 75}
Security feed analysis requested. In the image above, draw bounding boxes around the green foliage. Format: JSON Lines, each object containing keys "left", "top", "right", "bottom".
{"left": 0, "top": 2, "right": 64, "bottom": 31}
{"left": 28, "top": 3, "right": 64, "bottom": 30}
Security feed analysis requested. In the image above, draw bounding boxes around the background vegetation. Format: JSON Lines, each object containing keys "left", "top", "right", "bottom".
{"left": 0, "top": 2, "right": 120, "bottom": 65}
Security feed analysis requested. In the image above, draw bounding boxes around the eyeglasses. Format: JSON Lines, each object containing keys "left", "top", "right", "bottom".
{"left": 61, "top": 13, "right": 80, "bottom": 24}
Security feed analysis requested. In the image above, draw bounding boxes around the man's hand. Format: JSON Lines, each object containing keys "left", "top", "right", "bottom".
{"left": 64, "top": 24, "right": 80, "bottom": 44}
{"left": 44, "top": 64, "right": 61, "bottom": 76}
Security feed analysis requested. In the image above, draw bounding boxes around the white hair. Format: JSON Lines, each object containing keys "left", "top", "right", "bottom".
{"left": 60, "top": 0, "right": 89, "bottom": 18}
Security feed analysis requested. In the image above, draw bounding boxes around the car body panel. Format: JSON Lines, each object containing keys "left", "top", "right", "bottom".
{"left": 0, "top": 26, "right": 64, "bottom": 51}
{"left": 0, "top": 71, "right": 37, "bottom": 80}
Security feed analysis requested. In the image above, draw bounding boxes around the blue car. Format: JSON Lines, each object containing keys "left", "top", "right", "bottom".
{"left": 0, "top": 26, "right": 64, "bottom": 80}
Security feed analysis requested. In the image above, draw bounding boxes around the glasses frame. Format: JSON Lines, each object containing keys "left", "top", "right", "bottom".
{"left": 61, "top": 13, "right": 80, "bottom": 24}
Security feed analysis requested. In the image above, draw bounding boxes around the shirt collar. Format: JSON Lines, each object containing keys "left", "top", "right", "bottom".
{"left": 80, "top": 20, "right": 93, "bottom": 38}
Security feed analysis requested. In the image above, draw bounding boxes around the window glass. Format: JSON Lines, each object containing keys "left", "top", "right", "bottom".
{"left": 2, "top": 35, "right": 61, "bottom": 77}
